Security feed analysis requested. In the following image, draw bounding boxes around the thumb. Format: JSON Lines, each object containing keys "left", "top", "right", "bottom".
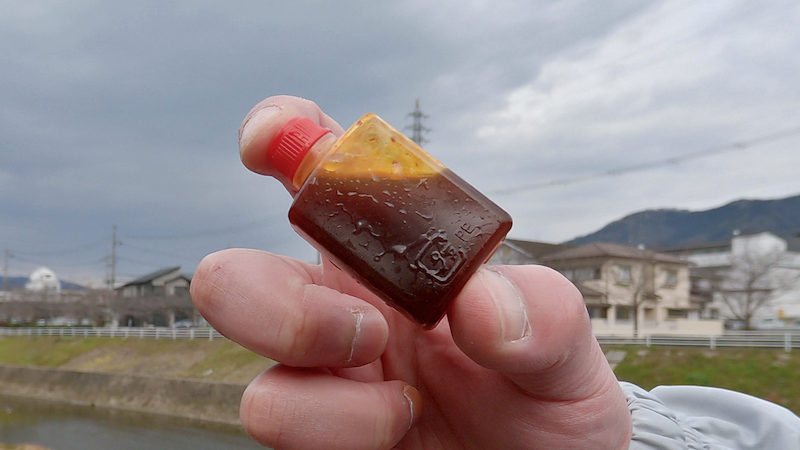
{"left": 447, "top": 265, "right": 612, "bottom": 400}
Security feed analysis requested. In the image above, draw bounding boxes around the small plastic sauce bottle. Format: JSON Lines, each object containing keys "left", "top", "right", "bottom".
{"left": 265, "top": 113, "right": 512, "bottom": 328}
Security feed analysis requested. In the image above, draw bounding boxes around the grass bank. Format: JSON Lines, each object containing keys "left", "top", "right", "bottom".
{"left": 2, "top": 337, "right": 798, "bottom": 416}
{"left": 608, "top": 346, "right": 800, "bottom": 415}
{"left": 0, "top": 335, "right": 272, "bottom": 385}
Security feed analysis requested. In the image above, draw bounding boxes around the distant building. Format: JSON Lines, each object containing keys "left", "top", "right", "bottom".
{"left": 117, "top": 266, "right": 190, "bottom": 298}
{"left": 663, "top": 232, "right": 800, "bottom": 329}
{"left": 488, "top": 238, "right": 571, "bottom": 265}
{"left": 25, "top": 267, "right": 61, "bottom": 293}
{"left": 489, "top": 238, "right": 722, "bottom": 336}
{"left": 114, "top": 267, "right": 195, "bottom": 327}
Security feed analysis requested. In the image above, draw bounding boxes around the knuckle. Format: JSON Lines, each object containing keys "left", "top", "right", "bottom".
{"left": 274, "top": 291, "right": 323, "bottom": 363}
{"left": 240, "top": 374, "right": 287, "bottom": 448}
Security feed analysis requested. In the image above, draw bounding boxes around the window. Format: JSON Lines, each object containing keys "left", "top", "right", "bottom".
{"left": 616, "top": 265, "right": 632, "bottom": 284}
{"left": 576, "top": 267, "right": 601, "bottom": 282}
{"left": 563, "top": 266, "right": 601, "bottom": 283}
{"left": 586, "top": 305, "right": 608, "bottom": 319}
{"left": 174, "top": 286, "right": 189, "bottom": 297}
{"left": 615, "top": 305, "right": 634, "bottom": 321}
{"left": 663, "top": 269, "right": 678, "bottom": 288}
{"left": 666, "top": 308, "right": 689, "bottom": 319}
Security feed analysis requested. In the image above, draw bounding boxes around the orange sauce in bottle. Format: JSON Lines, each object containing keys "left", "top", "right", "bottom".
{"left": 267, "top": 113, "right": 512, "bottom": 328}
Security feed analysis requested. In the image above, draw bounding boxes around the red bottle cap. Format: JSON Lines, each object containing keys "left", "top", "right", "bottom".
{"left": 266, "top": 117, "right": 331, "bottom": 183}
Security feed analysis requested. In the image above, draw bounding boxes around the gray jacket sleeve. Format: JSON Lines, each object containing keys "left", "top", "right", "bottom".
{"left": 621, "top": 382, "right": 800, "bottom": 449}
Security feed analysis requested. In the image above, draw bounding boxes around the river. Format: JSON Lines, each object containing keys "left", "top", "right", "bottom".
{"left": 0, "top": 395, "right": 264, "bottom": 449}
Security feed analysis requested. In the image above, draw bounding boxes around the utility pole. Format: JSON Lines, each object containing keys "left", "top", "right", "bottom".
{"left": 107, "top": 225, "right": 120, "bottom": 290}
{"left": 406, "top": 99, "right": 430, "bottom": 145}
{"left": 2, "top": 249, "right": 12, "bottom": 291}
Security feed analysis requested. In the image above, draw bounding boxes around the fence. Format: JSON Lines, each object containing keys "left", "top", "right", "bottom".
{"left": 597, "top": 331, "right": 800, "bottom": 352}
{"left": 0, "top": 326, "right": 225, "bottom": 340}
{"left": 2, "top": 327, "right": 800, "bottom": 351}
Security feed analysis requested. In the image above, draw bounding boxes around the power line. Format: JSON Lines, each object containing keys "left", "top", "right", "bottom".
{"left": 490, "top": 125, "right": 800, "bottom": 195}
{"left": 107, "top": 224, "right": 120, "bottom": 290}
{"left": 2, "top": 250, "right": 12, "bottom": 291}
{"left": 122, "top": 242, "right": 202, "bottom": 260}
{"left": 116, "top": 255, "right": 165, "bottom": 267}
{"left": 11, "top": 238, "right": 107, "bottom": 257}
{"left": 121, "top": 217, "right": 280, "bottom": 240}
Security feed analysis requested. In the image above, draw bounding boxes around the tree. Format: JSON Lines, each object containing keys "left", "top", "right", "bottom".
{"left": 616, "top": 254, "right": 665, "bottom": 338}
{"left": 715, "top": 236, "right": 800, "bottom": 330}
{"left": 629, "top": 261, "right": 655, "bottom": 338}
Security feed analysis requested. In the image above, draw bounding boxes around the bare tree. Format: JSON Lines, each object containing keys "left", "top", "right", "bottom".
{"left": 623, "top": 257, "right": 661, "bottom": 338}
{"left": 717, "top": 240, "right": 800, "bottom": 330}
{"left": 107, "top": 294, "right": 196, "bottom": 327}
{"left": 630, "top": 263, "right": 649, "bottom": 338}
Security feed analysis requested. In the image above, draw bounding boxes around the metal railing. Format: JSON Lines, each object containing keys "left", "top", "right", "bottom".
{"left": 597, "top": 331, "right": 800, "bottom": 351}
{"left": 2, "top": 327, "right": 799, "bottom": 350}
{"left": 0, "top": 326, "right": 225, "bottom": 340}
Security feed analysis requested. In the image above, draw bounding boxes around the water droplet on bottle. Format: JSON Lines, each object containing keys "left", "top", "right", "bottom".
{"left": 415, "top": 211, "right": 433, "bottom": 220}
{"left": 392, "top": 244, "right": 407, "bottom": 254}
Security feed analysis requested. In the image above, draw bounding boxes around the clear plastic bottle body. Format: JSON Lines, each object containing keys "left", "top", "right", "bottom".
{"left": 287, "top": 113, "right": 512, "bottom": 328}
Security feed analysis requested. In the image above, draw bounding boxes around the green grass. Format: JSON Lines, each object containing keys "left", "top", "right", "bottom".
{"left": 0, "top": 336, "right": 105, "bottom": 367}
{"left": 609, "top": 346, "right": 800, "bottom": 414}
{"left": 178, "top": 340, "right": 271, "bottom": 383}
{"left": 0, "top": 336, "right": 272, "bottom": 384}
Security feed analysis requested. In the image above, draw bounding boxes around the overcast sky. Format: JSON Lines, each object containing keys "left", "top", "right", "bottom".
{"left": 2, "top": 0, "right": 799, "bottom": 286}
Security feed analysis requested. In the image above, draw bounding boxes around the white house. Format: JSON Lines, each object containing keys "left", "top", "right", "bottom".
{"left": 25, "top": 266, "right": 61, "bottom": 293}
{"left": 541, "top": 242, "right": 722, "bottom": 336}
{"left": 665, "top": 232, "right": 800, "bottom": 329}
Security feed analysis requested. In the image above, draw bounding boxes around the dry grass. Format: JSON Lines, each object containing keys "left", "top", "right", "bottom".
{"left": 608, "top": 346, "right": 800, "bottom": 414}
{"left": 0, "top": 336, "right": 272, "bottom": 385}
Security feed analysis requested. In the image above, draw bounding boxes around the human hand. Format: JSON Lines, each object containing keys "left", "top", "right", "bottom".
{"left": 190, "top": 95, "right": 632, "bottom": 449}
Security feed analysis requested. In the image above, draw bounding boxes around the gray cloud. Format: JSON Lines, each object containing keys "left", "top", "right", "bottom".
{"left": 1, "top": 0, "right": 798, "bottom": 285}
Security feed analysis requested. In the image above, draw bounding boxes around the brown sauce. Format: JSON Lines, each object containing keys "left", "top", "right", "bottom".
{"left": 289, "top": 169, "right": 512, "bottom": 328}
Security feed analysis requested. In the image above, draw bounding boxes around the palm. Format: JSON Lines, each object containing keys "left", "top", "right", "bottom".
{"left": 322, "top": 262, "right": 626, "bottom": 449}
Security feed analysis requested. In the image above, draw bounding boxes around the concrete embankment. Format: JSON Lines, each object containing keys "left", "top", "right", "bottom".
{"left": 0, "top": 363, "right": 246, "bottom": 426}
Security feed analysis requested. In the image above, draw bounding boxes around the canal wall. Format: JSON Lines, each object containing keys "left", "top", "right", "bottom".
{"left": 0, "top": 363, "right": 245, "bottom": 426}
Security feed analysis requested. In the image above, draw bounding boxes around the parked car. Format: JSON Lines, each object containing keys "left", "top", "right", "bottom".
{"left": 172, "top": 319, "right": 193, "bottom": 328}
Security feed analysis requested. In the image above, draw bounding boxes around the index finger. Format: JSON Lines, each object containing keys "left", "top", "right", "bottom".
{"left": 238, "top": 95, "right": 345, "bottom": 176}
{"left": 190, "top": 248, "right": 389, "bottom": 368}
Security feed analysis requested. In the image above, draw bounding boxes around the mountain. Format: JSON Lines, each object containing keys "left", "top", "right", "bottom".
{"left": 566, "top": 194, "right": 800, "bottom": 249}
{"left": 0, "top": 276, "right": 86, "bottom": 291}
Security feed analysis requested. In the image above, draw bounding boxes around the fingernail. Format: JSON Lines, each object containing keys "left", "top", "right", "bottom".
{"left": 483, "top": 268, "right": 532, "bottom": 343}
{"left": 238, "top": 105, "right": 280, "bottom": 150}
{"left": 402, "top": 385, "right": 422, "bottom": 431}
{"left": 347, "top": 308, "right": 365, "bottom": 365}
